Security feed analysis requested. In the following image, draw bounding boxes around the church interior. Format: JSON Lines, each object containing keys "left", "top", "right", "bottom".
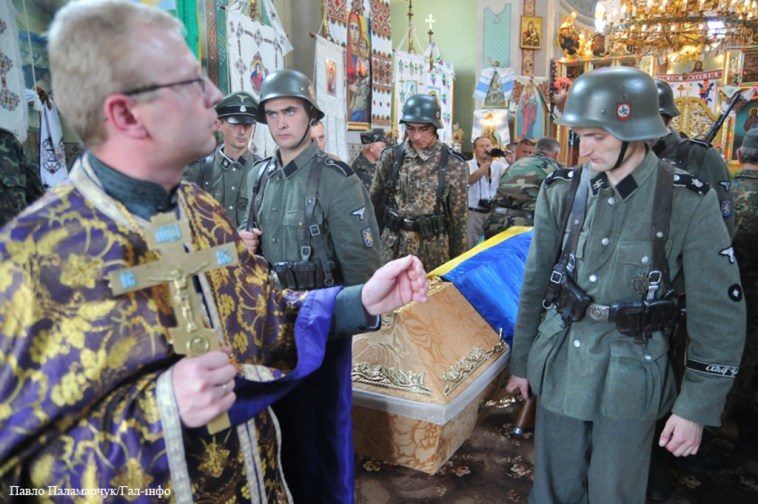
{"left": 1, "top": 0, "right": 757, "bottom": 503}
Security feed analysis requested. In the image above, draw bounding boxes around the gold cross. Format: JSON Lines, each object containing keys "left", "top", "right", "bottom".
{"left": 108, "top": 212, "right": 240, "bottom": 434}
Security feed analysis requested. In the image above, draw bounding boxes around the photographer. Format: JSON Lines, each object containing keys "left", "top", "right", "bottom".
{"left": 467, "top": 136, "right": 509, "bottom": 248}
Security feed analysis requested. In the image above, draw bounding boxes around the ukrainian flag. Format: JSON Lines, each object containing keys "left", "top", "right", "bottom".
{"left": 429, "top": 227, "right": 533, "bottom": 346}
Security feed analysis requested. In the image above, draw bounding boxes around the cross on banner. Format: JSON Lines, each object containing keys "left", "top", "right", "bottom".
{"left": 107, "top": 212, "right": 240, "bottom": 434}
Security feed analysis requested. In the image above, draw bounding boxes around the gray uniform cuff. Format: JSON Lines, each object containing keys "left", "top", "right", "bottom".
{"left": 331, "top": 284, "right": 381, "bottom": 338}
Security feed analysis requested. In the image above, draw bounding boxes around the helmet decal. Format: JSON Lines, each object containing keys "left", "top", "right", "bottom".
{"left": 616, "top": 101, "right": 632, "bottom": 121}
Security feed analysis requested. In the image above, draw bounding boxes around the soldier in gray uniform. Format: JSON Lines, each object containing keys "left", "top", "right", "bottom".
{"left": 352, "top": 128, "right": 387, "bottom": 191}
{"left": 653, "top": 79, "right": 735, "bottom": 237}
{"left": 184, "top": 91, "right": 260, "bottom": 228}
{"left": 239, "top": 69, "right": 381, "bottom": 289}
{"left": 506, "top": 67, "right": 745, "bottom": 503}
{"left": 370, "top": 94, "right": 468, "bottom": 271}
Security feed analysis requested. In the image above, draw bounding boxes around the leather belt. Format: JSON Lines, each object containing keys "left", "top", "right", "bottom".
{"left": 468, "top": 207, "right": 489, "bottom": 214}
{"left": 586, "top": 303, "right": 613, "bottom": 322}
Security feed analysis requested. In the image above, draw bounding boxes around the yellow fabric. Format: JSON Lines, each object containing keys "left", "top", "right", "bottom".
{"left": 427, "top": 226, "right": 532, "bottom": 278}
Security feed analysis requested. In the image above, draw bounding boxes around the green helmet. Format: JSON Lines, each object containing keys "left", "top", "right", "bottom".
{"left": 400, "top": 94, "right": 442, "bottom": 129}
{"left": 254, "top": 69, "right": 324, "bottom": 124}
{"left": 557, "top": 67, "right": 668, "bottom": 142}
{"left": 655, "top": 79, "right": 680, "bottom": 118}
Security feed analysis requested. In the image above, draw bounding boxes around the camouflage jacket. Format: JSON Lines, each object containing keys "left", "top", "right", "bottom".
{"left": 732, "top": 168, "right": 758, "bottom": 284}
{"left": 184, "top": 145, "right": 260, "bottom": 228}
{"left": 0, "top": 129, "right": 44, "bottom": 228}
{"left": 653, "top": 129, "right": 735, "bottom": 238}
{"left": 351, "top": 152, "right": 377, "bottom": 192}
{"left": 369, "top": 140, "right": 468, "bottom": 271}
{"left": 494, "top": 153, "right": 562, "bottom": 214}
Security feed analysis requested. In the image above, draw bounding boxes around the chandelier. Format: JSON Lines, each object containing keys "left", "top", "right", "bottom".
{"left": 594, "top": 0, "right": 758, "bottom": 62}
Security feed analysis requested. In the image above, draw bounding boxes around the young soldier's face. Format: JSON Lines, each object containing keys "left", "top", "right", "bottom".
{"left": 264, "top": 97, "right": 310, "bottom": 151}
{"left": 575, "top": 127, "right": 624, "bottom": 172}
{"left": 218, "top": 120, "right": 254, "bottom": 151}
{"left": 405, "top": 123, "right": 437, "bottom": 151}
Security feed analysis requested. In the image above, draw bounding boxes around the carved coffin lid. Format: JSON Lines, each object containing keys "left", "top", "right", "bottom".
{"left": 351, "top": 281, "right": 508, "bottom": 405}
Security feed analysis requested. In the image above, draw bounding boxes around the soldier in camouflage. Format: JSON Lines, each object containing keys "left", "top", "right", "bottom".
{"left": 184, "top": 91, "right": 260, "bottom": 228}
{"left": 239, "top": 69, "right": 381, "bottom": 289}
{"left": 653, "top": 79, "right": 735, "bottom": 237}
{"left": 369, "top": 94, "right": 468, "bottom": 271}
{"left": 0, "top": 128, "right": 44, "bottom": 228}
{"left": 482, "top": 137, "right": 562, "bottom": 238}
{"left": 723, "top": 127, "right": 758, "bottom": 436}
{"left": 352, "top": 128, "right": 387, "bottom": 191}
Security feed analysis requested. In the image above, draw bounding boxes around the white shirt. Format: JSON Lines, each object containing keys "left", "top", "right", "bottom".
{"left": 467, "top": 158, "right": 508, "bottom": 209}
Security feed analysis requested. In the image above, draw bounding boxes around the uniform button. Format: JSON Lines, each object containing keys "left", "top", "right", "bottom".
{"left": 641, "top": 256, "right": 650, "bottom": 264}
{"left": 271, "top": 238, "right": 278, "bottom": 243}
{"left": 228, "top": 206, "right": 234, "bottom": 211}
{"left": 601, "top": 238, "right": 610, "bottom": 246}
{"left": 644, "top": 354, "right": 652, "bottom": 361}
{"left": 608, "top": 197, "right": 616, "bottom": 206}
{"left": 589, "top": 274, "right": 598, "bottom": 282}
{"left": 231, "top": 186, "right": 236, "bottom": 190}
{"left": 573, "top": 339, "right": 582, "bottom": 348}
{"left": 271, "top": 207, "right": 278, "bottom": 212}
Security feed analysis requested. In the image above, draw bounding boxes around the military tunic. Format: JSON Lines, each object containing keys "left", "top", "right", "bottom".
{"left": 724, "top": 168, "right": 758, "bottom": 417}
{"left": 0, "top": 129, "right": 44, "bottom": 228}
{"left": 511, "top": 149, "right": 745, "bottom": 425}
{"left": 351, "top": 151, "right": 377, "bottom": 191}
{"left": 241, "top": 143, "right": 382, "bottom": 287}
{"left": 369, "top": 140, "right": 468, "bottom": 271}
{"left": 654, "top": 129, "right": 735, "bottom": 237}
{"left": 184, "top": 145, "right": 260, "bottom": 228}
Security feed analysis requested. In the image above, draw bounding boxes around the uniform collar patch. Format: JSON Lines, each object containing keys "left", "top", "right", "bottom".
{"left": 615, "top": 174, "right": 638, "bottom": 200}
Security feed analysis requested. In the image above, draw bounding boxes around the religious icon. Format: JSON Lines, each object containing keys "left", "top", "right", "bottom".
{"left": 732, "top": 98, "right": 758, "bottom": 160}
{"left": 520, "top": 16, "right": 542, "bottom": 50}
{"left": 326, "top": 59, "right": 337, "bottom": 96}
{"left": 515, "top": 82, "right": 545, "bottom": 140}
{"left": 346, "top": 6, "right": 372, "bottom": 129}
{"left": 249, "top": 53, "right": 268, "bottom": 94}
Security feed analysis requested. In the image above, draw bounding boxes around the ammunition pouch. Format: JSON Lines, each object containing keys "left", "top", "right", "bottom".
{"left": 552, "top": 272, "right": 593, "bottom": 325}
{"left": 383, "top": 207, "right": 447, "bottom": 239}
{"left": 600, "top": 298, "right": 681, "bottom": 338}
{"left": 272, "top": 260, "right": 337, "bottom": 290}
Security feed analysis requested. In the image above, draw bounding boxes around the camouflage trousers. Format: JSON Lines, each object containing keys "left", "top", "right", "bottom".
{"left": 482, "top": 212, "right": 532, "bottom": 239}
{"left": 380, "top": 228, "right": 451, "bottom": 272}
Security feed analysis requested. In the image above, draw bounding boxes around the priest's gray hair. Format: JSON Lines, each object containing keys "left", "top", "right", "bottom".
{"left": 49, "top": 0, "right": 183, "bottom": 146}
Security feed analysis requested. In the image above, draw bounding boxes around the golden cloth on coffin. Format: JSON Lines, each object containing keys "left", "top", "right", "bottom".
{"left": 351, "top": 282, "right": 509, "bottom": 474}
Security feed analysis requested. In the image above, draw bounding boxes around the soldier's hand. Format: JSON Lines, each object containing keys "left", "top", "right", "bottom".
{"left": 659, "top": 414, "right": 704, "bottom": 457}
{"left": 506, "top": 374, "right": 530, "bottom": 401}
{"left": 361, "top": 255, "right": 428, "bottom": 315}
{"left": 239, "top": 228, "right": 262, "bottom": 255}
{"left": 172, "top": 349, "right": 237, "bottom": 428}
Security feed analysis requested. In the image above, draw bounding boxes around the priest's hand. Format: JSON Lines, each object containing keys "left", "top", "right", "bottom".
{"left": 172, "top": 349, "right": 237, "bottom": 428}
{"left": 239, "top": 228, "right": 262, "bottom": 255}
{"left": 659, "top": 414, "right": 704, "bottom": 457}
{"left": 506, "top": 374, "right": 530, "bottom": 401}
{"left": 361, "top": 255, "right": 428, "bottom": 316}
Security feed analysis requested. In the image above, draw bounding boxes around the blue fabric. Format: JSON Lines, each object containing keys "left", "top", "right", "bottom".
{"left": 229, "top": 286, "right": 354, "bottom": 503}
{"left": 441, "top": 231, "right": 533, "bottom": 346}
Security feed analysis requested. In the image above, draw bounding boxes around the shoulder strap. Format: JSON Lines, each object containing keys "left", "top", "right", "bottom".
{"left": 303, "top": 155, "right": 334, "bottom": 286}
{"left": 248, "top": 158, "right": 275, "bottom": 231}
{"left": 198, "top": 153, "right": 215, "bottom": 190}
{"left": 557, "top": 167, "right": 589, "bottom": 271}
{"left": 436, "top": 144, "right": 450, "bottom": 212}
{"left": 650, "top": 160, "right": 675, "bottom": 297}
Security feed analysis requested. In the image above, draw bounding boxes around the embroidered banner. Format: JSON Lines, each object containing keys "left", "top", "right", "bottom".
{"left": 1, "top": 0, "right": 27, "bottom": 141}
{"left": 654, "top": 71, "right": 723, "bottom": 115}
{"left": 314, "top": 37, "right": 349, "bottom": 161}
{"left": 226, "top": 2, "right": 292, "bottom": 157}
{"left": 38, "top": 98, "right": 67, "bottom": 188}
{"left": 327, "top": 0, "right": 391, "bottom": 129}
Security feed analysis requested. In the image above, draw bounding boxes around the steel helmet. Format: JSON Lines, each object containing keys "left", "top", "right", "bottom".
{"left": 557, "top": 67, "right": 668, "bottom": 141}
{"left": 655, "top": 79, "right": 681, "bottom": 118}
{"left": 254, "top": 69, "right": 324, "bottom": 124}
{"left": 400, "top": 94, "right": 443, "bottom": 129}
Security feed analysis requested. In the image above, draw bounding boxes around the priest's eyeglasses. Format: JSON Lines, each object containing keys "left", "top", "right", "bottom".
{"left": 121, "top": 76, "right": 206, "bottom": 96}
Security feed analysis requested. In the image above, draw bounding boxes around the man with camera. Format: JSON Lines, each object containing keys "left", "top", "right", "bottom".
{"left": 483, "top": 137, "right": 562, "bottom": 238}
{"left": 466, "top": 136, "right": 508, "bottom": 248}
